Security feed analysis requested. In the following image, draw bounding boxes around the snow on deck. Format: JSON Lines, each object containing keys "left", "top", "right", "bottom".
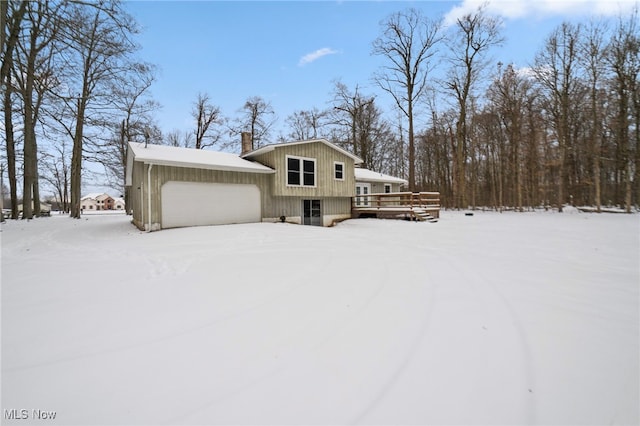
{"left": 1, "top": 211, "right": 638, "bottom": 425}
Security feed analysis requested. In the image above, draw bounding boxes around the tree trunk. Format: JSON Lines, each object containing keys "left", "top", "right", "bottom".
{"left": 625, "top": 162, "right": 632, "bottom": 213}
{"left": 407, "top": 94, "right": 415, "bottom": 192}
{"left": 3, "top": 66, "right": 18, "bottom": 219}
{"left": 21, "top": 28, "right": 42, "bottom": 219}
{"left": 70, "top": 97, "right": 86, "bottom": 218}
{"left": 455, "top": 116, "right": 467, "bottom": 209}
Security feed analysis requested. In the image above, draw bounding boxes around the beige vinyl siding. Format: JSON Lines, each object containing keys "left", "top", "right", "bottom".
{"left": 250, "top": 142, "right": 356, "bottom": 198}
{"left": 368, "top": 181, "right": 403, "bottom": 194}
{"left": 131, "top": 162, "right": 271, "bottom": 230}
{"left": 263, "top": 196, "right": 351, "bottom": 220}
{"left": 130, "top": 160, "right": 146, "bottom": 229}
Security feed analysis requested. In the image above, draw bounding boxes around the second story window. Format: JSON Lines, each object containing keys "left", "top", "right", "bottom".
{"left": 287, "top": 156, "right": 316, "bottom": 187}
{"left": 334, "top": 162, "right": 344, "bottom": 180}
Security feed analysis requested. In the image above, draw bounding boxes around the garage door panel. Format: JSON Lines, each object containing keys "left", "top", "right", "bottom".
{"left": 161, "top": 181, "right": 261, "bottom": 228}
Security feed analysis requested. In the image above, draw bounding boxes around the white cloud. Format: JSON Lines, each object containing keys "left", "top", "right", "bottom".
{"left": 298, "top": 47, "right": 339, "bottom": 67}
{"left": 444, "top": 0, "right": 638, "bottom": 24}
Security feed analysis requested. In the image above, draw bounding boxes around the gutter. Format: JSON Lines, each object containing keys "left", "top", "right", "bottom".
{"left": 147, "top": 163, "right": 153, "bottom": 232}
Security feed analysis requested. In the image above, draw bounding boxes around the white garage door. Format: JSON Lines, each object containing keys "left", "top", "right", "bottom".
{"left": 161, "top": 181, "right": 261, "bottom": 229}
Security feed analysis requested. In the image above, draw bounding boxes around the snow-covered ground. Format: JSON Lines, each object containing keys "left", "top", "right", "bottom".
{"left": 2, "top": 210, "right": 638, "bottom": 425}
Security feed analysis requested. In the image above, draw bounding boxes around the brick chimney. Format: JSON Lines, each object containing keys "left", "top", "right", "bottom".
{"left": 241, "top": 132, "right": 253, "bottom": 156}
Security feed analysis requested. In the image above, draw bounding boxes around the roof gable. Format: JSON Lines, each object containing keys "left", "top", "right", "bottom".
{"left": 81, "top": 193, "right": 104, "bottom": 201}
{"left": 242, "top": 139, "right": 363, "bottom": 164}
{"left": 95, "top": 194, "right": 114, "bottom": 201}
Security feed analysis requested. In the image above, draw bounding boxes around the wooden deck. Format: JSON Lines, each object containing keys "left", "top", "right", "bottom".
{"left": 352, "top": 192, "right": 440, "bottom": 222}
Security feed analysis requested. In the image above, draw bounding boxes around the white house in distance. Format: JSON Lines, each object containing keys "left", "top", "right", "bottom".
{"left": 81, "top": 193, "right": 125, "bottom": 211}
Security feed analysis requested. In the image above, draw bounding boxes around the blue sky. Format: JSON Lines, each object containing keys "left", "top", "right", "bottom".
{"left": 126, "top": 0, "right": 637, "bottom": 141}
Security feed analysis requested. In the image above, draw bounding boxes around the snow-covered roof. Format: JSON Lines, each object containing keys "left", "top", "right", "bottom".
{"left": 81, "top": 193, "right": 104, "bottom": 201}
{"left": 243, "top": 139, "right": 363, "bottom": 164}
{"left": 128, "top": 142, "right": 275, "bottom": 174}
{"left": 355, "top": 168, "right": 408, "bottom": 185}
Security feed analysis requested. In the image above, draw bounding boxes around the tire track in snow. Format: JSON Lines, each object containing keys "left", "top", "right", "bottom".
{"left": 2, "top": 248, "right": 317, "bottom": 373}
{"left": 350, "top": 249, "right": 438, "bottom": 424}
{"left": 349, "top": 230, "right": 536, "bottom": 425}
{"left": 167, "top": 228, "right": 422, "bottom": 424}
{"left": 430, "top": 250, "right": 537, "bottom": 424}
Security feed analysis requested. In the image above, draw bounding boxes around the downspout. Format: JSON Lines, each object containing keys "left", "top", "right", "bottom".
{"left": 147, "top": 163, "right": 153, "bottom": 232}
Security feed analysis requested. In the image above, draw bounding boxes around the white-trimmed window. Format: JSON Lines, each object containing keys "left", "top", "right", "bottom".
{"left": 287, "top": 155, "right": 316, "bottom": 187}
{"left": 334, "top": 162, "right": 345, "bottom": 180}
{"left": 384, "top": 184, "right": 392, "bottom": 193}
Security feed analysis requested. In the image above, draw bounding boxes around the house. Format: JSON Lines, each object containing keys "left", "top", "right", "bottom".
{"left": 241, "top": 138, "right": 362, "bottom": 226}
{"left": 126, "top": 136, "right": 367, "bottom": 231}
{"left": 81, "top": 193, "right": 117, "bottom": 211}
{"left": 17, "top": 202, "right": 51, "bottom": 216}
{"left": 354, "top": 168, "right": 407, "bottom": 208}
{"left": 113, "top": 197, "right": 125, "bottom": 210}
{"left": 80, "top": 194, "right": 99, "bottom": 211}
{"left": 125, "top": 137, "right": 441, "bottom": 231}
{"left": 96, "top": 193, "right": 115, "bottom": 210}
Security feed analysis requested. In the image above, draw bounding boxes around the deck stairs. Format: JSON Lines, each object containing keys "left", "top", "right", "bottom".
{"left": 413, "top": 208, "right": 438, "bottom": 223}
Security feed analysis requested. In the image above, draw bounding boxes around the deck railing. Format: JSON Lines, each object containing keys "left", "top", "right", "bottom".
{"left": 352, "top": 192, "right": 441, "bottom": 219}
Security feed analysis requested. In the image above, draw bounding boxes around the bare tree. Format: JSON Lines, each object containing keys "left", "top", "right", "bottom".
{"left": 444, "top": 4, "right": 503, "bottom": 209}
{"left": 13, "top": 0, "right": 61, "bottom": 219}
{"left": 165, "top": 129, "right": 194, "bottom": 148}
{"left": 192, "top": 92, "right": 224, "bottom": 150}
{"left": 580, "top": 19, "right": 609, "bottom": 212}
{"left": 2, "top": 0, "right": 28, "bottom": 219}
{"left": 0, "top": 0, "right": 27, "bottom": 85}
{"left": 232, "top": 96, "right": 276, "bottom": 150}
{"left": 54, "top": 1, "right": 139, "bottom": 218}
{"left": 41, "top": 140, "right": 70, "bottom": 213}
{"left": 331, "top": 81, "right": 390, "bottom": 171}
{"left": 487, "top": 63, "right": 535, "bottom": 211}
{"left": 100, "top": 62, "right": 159, "bottom": 211}
{"left": 285, "top": 108, "right": 328, "bottom": 141}
{"left": 606, "top": 9, "right": 639, "bottom": 212}
{"left": 533, "top": 22, "right": 582, "bottom": 212}
{"left": 372, "top": 8, "right": 442, "bottom": 191}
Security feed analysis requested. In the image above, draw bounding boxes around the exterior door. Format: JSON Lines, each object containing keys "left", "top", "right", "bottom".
{"left": 355, "top": 183, "right": 371, "bottom": 207}
{"left": 302, "top": 200, "right": 321, "bottom": 226}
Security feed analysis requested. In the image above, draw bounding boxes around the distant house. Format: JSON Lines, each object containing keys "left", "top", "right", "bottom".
{"left": 113, "top": 197, "right": 125, "bottom": 210}
{"left": 17, "top": 202, "right": 51, "bottom": 216}
{"left": 80, "top": 195, "right": 99, "bottom": 211}
{"left": 81, "top": 193, "right": 117, "bottom": 211}
{"left": 96, "top": 193, "right": 115, "bottom": 210}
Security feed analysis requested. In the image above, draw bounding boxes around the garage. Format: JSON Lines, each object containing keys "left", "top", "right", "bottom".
{"left": 161, "top": 181, "right": 261, "bottom": 229}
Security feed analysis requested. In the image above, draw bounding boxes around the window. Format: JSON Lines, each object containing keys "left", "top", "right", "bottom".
{"left": 355, "top": 184, "right": 370, "bottom": 206}
{"left": 384, "top": 184, "right": 392, "bottom": 193}
{"left": 287, "top": 157, "right": 300, "bottom": 185}
{"left": 334, "top": 162, "right": 344, "bottom": 180}
{"left": 303, "top": 159, "right": 315, "bottom": 186}
{"left": 287, "top": 156, "right": 316, "bottom": 187}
